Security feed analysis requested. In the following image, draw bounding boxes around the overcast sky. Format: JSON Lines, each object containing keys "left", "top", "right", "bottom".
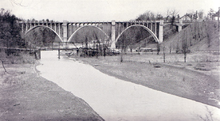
{"left": 1, "top": 0, "right": 219, "bottom": 22}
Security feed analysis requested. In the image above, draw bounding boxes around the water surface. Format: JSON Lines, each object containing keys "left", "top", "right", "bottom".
{"left": 37, "top": 51, "right": 220, "bottom": 121}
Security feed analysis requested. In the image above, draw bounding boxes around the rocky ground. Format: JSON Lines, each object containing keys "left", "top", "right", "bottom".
{"left": 0, "top": 63, "right": 104, "bottom": 121}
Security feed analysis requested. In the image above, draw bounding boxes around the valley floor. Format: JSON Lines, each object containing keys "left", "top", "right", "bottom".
{"left": 72, "top": 52, "right": 220, "bottom": 108}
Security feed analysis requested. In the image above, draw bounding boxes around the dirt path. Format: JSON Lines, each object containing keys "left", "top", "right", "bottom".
{"left": 0, "top": 64, "right": 103, "bottom": 121}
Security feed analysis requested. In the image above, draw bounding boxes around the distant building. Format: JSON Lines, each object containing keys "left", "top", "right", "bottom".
{"left": 212, "top": 8, "right": 220, "bottom": 20}
{"left": 180, "top": 14, "right": 193, "bottom": 22}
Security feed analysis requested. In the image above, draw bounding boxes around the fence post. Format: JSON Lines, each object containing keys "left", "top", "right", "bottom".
{"left": 52, "top": 42, "right": 53, "bottom": 50}
{"left": 39, "top": 49, "right": 41, "bottom": 59}
{"left": 34, "top": 50, "right": 37, "bottom": 59}
{"left": 66, "top": 42, "right": 67, "bottom": 51}
{"left": 163, "top": 46, "right": 165, "bottom": 63}
{"left": 58, "top": 49, "right": 60, "bottom": 59}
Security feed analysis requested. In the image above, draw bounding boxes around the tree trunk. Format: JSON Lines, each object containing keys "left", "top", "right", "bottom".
{"left": 0, "top": 60, "right": 7, "bottom": 73}
{"left": 163, "top": 47, "right": 165, "bottom": 63}
{"left": 163, "top": 53, "right": 165, "bottom": 63}
{"left": 184, "top": 53, "right": 186, "bottom": 63}
{"left": 120, "top": 45, "right": 123, "bottom": 62}
{"left": 120, "top": 52, "right": 123, "bottom": 62}
{"left": 169, "top": 44, "right": 172, "bottom": 54}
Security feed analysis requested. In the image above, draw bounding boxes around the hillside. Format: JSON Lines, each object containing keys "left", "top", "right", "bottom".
{"left": 160, "top": 20, "right": 220, "bottom": 52}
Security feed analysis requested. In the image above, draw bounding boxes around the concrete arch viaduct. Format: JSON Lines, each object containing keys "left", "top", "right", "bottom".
{"left": 19, "top": 19, "right": 190, "bottom": 49}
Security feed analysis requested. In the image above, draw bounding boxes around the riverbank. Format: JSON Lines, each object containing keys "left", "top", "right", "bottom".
{"left": 71, "top": 53, "right": 220, "bottom": 108}
{"left": 0, "top": 63, "right": 103, "bottom": 121}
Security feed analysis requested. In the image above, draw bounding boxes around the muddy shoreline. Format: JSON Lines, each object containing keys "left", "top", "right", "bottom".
{"left": 0, "top": 63, "right": 104, "bottom": 121}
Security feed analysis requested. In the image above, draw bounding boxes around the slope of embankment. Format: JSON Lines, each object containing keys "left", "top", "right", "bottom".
{"left": 161, "top": 20, "right": 219, "bottom": 52}
{"left": 0, "top": 63, "right": 104, "bottom": 121}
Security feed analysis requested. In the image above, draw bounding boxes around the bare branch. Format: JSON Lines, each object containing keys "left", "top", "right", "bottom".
{"left": 10, "top": 0, "right": 33, "bottom": 7}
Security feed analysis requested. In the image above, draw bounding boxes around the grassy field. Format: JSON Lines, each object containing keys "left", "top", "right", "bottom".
{"left": 0, "top": 63, "right": 104, "bottom": 121}
{"left": 70, "top": 51, "right": 220, "bottom": 108}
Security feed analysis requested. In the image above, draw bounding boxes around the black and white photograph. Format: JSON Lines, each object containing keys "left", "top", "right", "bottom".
{"left": 0, "top": 0, "right": 219, "bottom": 120}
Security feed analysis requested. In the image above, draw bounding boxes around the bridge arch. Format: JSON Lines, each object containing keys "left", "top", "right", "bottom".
{"left": 24, "top": 25, "right": 63, "bottom": 42}
{"left": 67, "top": 25, "right": 110, "bottom": 42}
{"left": 115, "top": 25, "right": 160, "bottom": 44}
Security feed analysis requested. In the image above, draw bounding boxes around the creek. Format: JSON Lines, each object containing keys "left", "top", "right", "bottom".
{"left": 37, "top": 51, "right": 220, "bottom": 121}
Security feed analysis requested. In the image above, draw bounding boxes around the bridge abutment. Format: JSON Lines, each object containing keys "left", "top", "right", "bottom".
{"left": 178, "top": 19, "right": 183, "bottom": 32}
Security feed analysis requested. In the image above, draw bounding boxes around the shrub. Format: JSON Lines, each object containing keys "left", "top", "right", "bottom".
{"left": 20, "top": 53, "right": 36, "bottom": 64}
{"left": 3, "top": 51, "right": 36, "bottom": 64}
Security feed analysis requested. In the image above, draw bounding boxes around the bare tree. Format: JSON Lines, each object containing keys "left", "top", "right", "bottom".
{"left": 0, "top": 51, "right": 8, "bottom": 73}
{"left": 163, "top": 46, "right": 165, "bottom": 63}
{"left": 176, "top": 42, "right": 180, "bottom": 53}
{"left": 205, "top": 20, "right": 218, "bottom": 48}
{"left": 166, "top": 9, "right": 179, "bottom": 26}
{"left": 120, "top": 34, "right": 126, "bottom": 62}
{"left": 156, "top": 13, "right": 163, "bottom": 20}
{"left": 198, "top": 10, "right": 204, "bottom": 20}
{"left": 136, "top": 11, "right": 163, "bottom": 21}
{"left": 169, "top": 43, "right": 172, "bottom": 53}
{"left": 208, "top": 9, "right": 215, "bottom": 20}
{"left": 10, "top": 0, "right": 33, "bottom": 7}
{"left": 182, "top": 29, "right": 188, "bottom": 63}
{"left": 157, "top": 43, "right": 160, "bottom": 55}
{"left": 136, "top": 11, "right": 153, "bottom": 21}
